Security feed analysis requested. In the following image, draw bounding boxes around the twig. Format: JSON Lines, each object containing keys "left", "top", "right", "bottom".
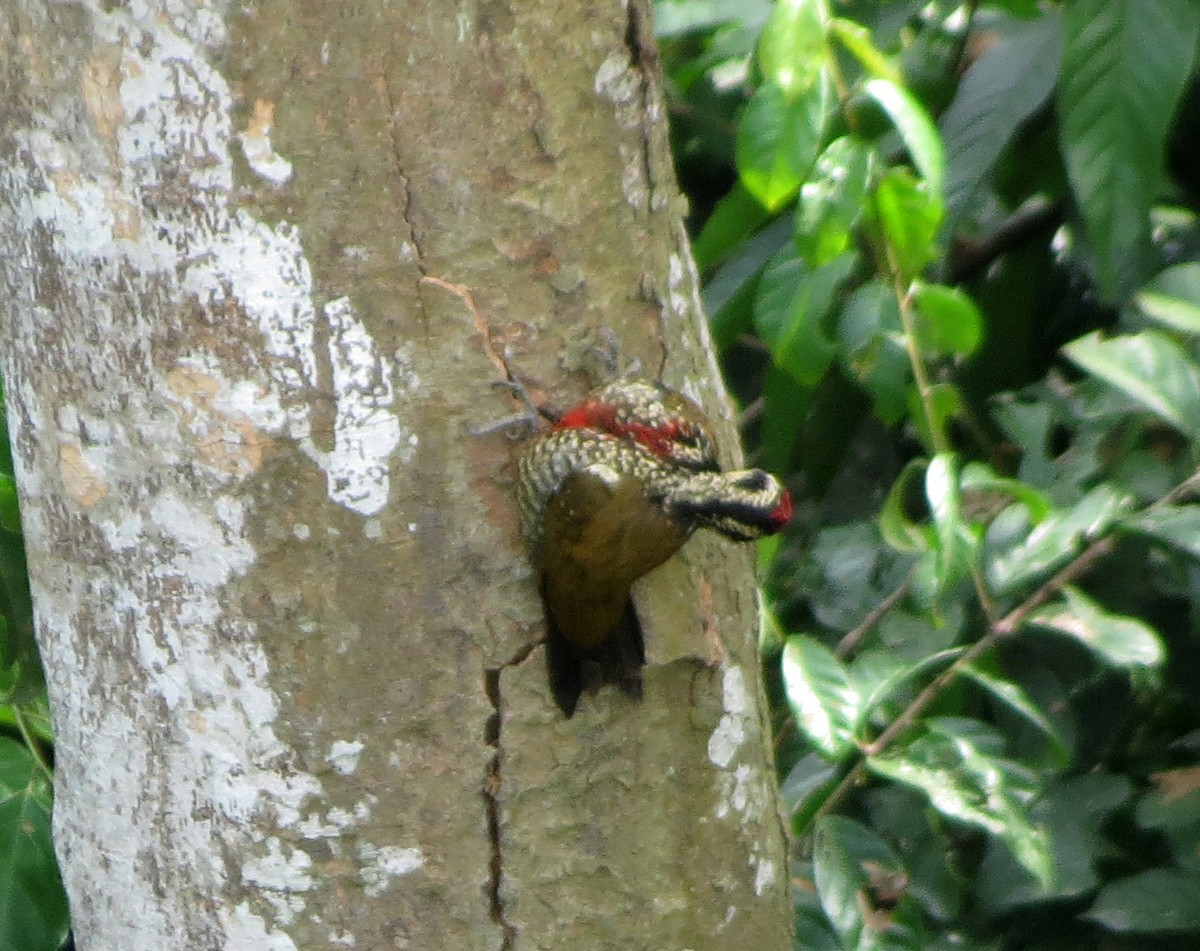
{"left": 835, "top": 570, "right": 914, "bottom": 658}
{"left": 419, "top": 275, "right": 512, "bottom": 381}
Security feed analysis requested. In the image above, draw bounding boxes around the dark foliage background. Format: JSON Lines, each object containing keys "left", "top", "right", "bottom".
{"left": 658, "top": 0, "right": 1200, "bottom": 947}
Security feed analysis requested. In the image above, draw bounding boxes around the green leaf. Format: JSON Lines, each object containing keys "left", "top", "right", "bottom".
{"left": 1059, "top": 0, "right": 1200, "bottom": 300}
{"left": 705, "top": 216, "right": 792, "bottom": 347}
{"left": 910, "top": 283, "right": 983, "bottom": 357}
{"left": 1029, "top": 586, "right": 1164, "bottom": 670}
{"left": 828, "top": 18, "right": 902, "bottom": 85}
{"left": 1084, "top": 868, "right": 1200, "bottom": 933}
{"left": 879, "top": 458, "right": 930, "bottom": 553}
{"left": 1122, "top": 505, "right": 1200, "bottom": 561}
{"left": 867, "top": 719, "right": 1053, "bottom": 887}
{"left": 1135, "top": 263, "right": 1200, "bottom": 335}
{"left": 0, "top": 739, "right": 69, "bottom": 951}
{"left": 736, "top": 78, "right": 830, "bottom": 211}
{"left": 985, "top": 485, "right": 1133, "bottom": 593}
{"left": 977, "top": 774, "right": 1132, "bottom": 913}
{"left": 864, "top": 79, "right": 945, "bottom": 197}
{"left": 753, "top": 247, "right": 856, "bottom": 384}
{"left": 1063, "top": 330, "right": 1200, "bottom": 438}
{"left": 926, "top": 452, "right": 973, "bottom": 592}
{"left": 0, "top": 477, "right": 20, "bottom": 535}
{"left": 654, "top": 0, "right": 773, "bottom": 38}
{"left": 813, "top": 816, "right": 921, "bottom": 951}
{"left": 960, "top": 462, "right": 1051, "bottom": 525}
{"left": 959, "top": 664, "right": 1065, "bottom": 755}
{"left": 782, "top": 636, "right": 861, "bottom": 760}
{"left": 940, "top": 14, "right": 1060, "bottom": 225}
{"left": 795, "top": 136, "right": 875, "bottom": 267}
{"left": 837, "top": 281, "right": 909, "bottom": 424}
{"left": 692, "top": 182, "right": 771, "bottom": 273}
{"left": 757, "top": 0, "right": 828, "bottom": 96}
{"left": 871, "top": 168, "right": 942, "bottom": 282}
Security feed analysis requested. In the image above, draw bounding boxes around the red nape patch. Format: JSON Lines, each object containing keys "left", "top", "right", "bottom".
{"left": 767, "top": 490, "right": 793, "bottom": 534}
{"left": 553, "top": 400, "right": 617, "bottom": 433}
{"left": 553, "top": 401, "right": 681, "bottom": 459}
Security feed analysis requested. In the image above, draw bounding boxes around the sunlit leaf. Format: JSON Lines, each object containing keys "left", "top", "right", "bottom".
{"left": 782, "top": 637, "right": 860, "bottom": 760}
{"left": 960, "top": 462, "right": 1051, "bottom": 525}
{"left": 926, "top": 452, "right": 974, "bottom": 592}
{"left": 867, "top": 720, "right": 1053, "bottom": 887}
{"left": 1029, "top": 586, "right": 1164, "bottom": 670}
{"left": 1135, "top": 263, "right": 1200, "bottom": 335}
{"left": 864, "top": 79, "right": 945, "bottom": 197}
{"left": 985, "top": 485, "right": 1133, "bottom": 593}
{"left": 1063, "top": 330, "right": 1200, "bottom": 438}
{"left": 795, "top": 136, "right": 875, "bottom": 267}
{"left": 872, "top": 168, "right": 943, "bottom": 282}
{"left": 910, "top": 283, "right": 983, "bottom": 357}
{"left": 757, "top": 0, "right": 829, "bottom": 96}
{"left": 828, "top": 18, "right": 902, "bottom": 84}
{"left": 736, "top": 78, "right": 830, "bottom": 211}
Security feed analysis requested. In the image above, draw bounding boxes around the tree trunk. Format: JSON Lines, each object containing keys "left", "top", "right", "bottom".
{"left": 0, "top": 1, "right": 792, "bottom": 949}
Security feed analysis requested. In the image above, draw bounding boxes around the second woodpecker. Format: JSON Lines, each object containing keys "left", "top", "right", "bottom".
{"left": 519, "top": 379, "right": 791, "bottom": 715}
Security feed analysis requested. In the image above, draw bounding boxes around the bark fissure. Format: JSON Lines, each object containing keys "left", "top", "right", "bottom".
{"left": 482, "top": 639, "right": 539, "bottom": 951}
{"left": 623, "top": 0, "right": 660, "bottom": 215}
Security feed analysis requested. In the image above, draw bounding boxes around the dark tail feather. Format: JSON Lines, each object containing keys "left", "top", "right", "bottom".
{"left": 545, "top": 598, "right": 644, "bottom": 718}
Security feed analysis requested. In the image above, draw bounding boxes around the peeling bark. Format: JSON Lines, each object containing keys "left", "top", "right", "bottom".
{"left": 0, "top": 1, "right": 792, "bottom": 949}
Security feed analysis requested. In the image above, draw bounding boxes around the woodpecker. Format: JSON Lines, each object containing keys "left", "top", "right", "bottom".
{"left": 518, "top": 379, "right": 791, "bottom": 715}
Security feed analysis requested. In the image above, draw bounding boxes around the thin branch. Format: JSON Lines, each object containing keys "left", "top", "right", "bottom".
{"left": 835, "top": 570, "right": 914, "bottom": 658}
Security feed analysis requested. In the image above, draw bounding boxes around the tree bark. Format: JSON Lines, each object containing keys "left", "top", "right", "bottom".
{"left": 0, "top": 1, "right": 792, "bottom": 949}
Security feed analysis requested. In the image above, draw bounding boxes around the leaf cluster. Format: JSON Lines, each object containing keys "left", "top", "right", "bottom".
{"left": 658, "top": 0, "right": 1200, "bottom": 947}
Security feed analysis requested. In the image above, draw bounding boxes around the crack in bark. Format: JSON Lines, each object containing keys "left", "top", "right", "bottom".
{"left": 483, "top": 641, "right": 538, "bottom": 950}
{"left": 624, "top": 0, "right": 661, "bottom": 215}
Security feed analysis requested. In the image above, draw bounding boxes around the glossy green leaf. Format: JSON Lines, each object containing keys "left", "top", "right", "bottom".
{"left": 828, "top": 18, "right": 902, "bottom": 84}
{"left": 879, "top": 458, "right": 931, "bottom": 553}
{"left": 867, "top": 719, "right": 1053, "bottom": 887}
{"left": 960, "top": 462, "right": 1051, "bottom": 525}
{"left": 940, "top": 14, "right": 1060, "bottom": 224}
{"left": 813, "top": 816, "right": 921, "bottom": 950}
{"left": 872, "top": 168, "right": 942, "bottom": 282}
{"left": 960, "top": 665, "right": 1065, "bottom": 755}
{"left": 0, "top": 739, "right": 68, "bottom": 951}
{"left": 858, "top": 647, "right": 964, "bottom": 719}
{"left": 926, "top": 452, "right": 973, "bottom": 592}
{"left": 757, "top": 0, "right": 828, "bottom": 96}
{"left": 977, "top": 774, "right": 1131, "bottom": 912}
{"left": 705, "top": 217, "right": 792, "bottom": 347}
{"left": 910, "top": 283, "right": 983, "bottom": 357}
{"left": 753, "top": 247, "right": 856, "bottom": 384}
{"left": 736, "top": 77, "right": 830, "bottom": 211}
{"left": 1084, "top": 868, "right": 1200, "bottom": 933}
{"left": 795, "top": 136, "right": 874, "bottom": 267}
{"left": 1059, "top": 0, "right": 1200, "bottom": 299}
{"left": 782, "top": 636, "right": 861, "bottom": 760}
{"left": 1122, "top": 506, "right": 1200, "bottom": 561}
{"left": 1029, "top": 586, "right": 1164, "bottom": 670}
{"left": 1135, "top": 263, "right": 1200, "bottom": 335}
{"left": 985, "top": 485, "right": 1132, "bottom": 593}
{"left": 864, "top": 79, "right": 945, "bottom": 197}
{"left": 1063, "top": 330, "right": 1200, "bottom": 438}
